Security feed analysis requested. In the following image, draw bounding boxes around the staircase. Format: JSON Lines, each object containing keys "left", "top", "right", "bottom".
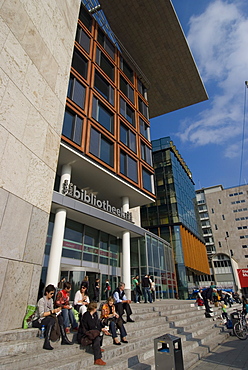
{"left": 0, "top": 300, "right": 240, "bottom": 370}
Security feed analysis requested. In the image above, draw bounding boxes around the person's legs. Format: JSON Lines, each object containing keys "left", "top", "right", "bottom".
{"left": 61, "top": 308, "right": 69, "bottom": 328}
{"left": 57, "top": 315, "right": 73, "bottom": 345}
{"left": 115, "top": 302, "right": 124, "bottom": 318}
{"left": 147, "top": 289, "right": 152, "bottom": 303}
{"left": 119, "top": 324, "right": 127, "bottom": 339}
{"left": 93, "top": 336, "right": 106, "bottom": 365}
{"left": 68, "top": 309, "right": 77, "bottom": 329}
{"left": 123, "top": 302, "right": 134, "bottom": 322}
{"left": 143, "top": 288, "right": 148, "bottom": 303}
{"left": 42, "top": 316, "right": 56, "bottom": 350}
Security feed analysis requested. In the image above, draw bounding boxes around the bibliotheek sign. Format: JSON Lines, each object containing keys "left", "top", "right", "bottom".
{"left": 237, "top": 269, "right": 248, "bottom": 288}
{"left": 62, "top": 180, "right": 132, "bottom": 222}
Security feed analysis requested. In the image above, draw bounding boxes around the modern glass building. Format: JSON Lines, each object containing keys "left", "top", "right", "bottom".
{"left": 141, "top": 137, "right": 209, "bottom": 298}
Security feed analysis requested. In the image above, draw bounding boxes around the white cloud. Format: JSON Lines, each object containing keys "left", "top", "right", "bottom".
{"left": 177, "top": 0, "right": 248, "bottom": 147}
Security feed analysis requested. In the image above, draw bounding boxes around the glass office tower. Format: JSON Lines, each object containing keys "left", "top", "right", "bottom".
{"left": 141, "top": 137, "right": 209, "bottom": 298}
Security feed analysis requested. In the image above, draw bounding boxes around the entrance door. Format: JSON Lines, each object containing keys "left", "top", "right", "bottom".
{"left": 86, "top": 271, "right": 100, "bottom": 301}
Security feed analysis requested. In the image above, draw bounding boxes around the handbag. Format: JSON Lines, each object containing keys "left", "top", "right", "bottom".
{"left": 81, "top": 329, "right": 100, "bottom": 346}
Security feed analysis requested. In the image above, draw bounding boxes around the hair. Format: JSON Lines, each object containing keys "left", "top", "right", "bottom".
{"left": 63, "top": 282, "right": 71, "bottom": 290}
{"left": 83, "top": 276, "right": 89, "bottom": 281}
{"left": 45, "top": 284, "right": 56, "bottom": 295}
{"left": 80, "top": 283, "right": 88, "bottom": 294}
{"left": 87, "top": 302, "right": 97, "bottom": 312}
{"left": 107, "top": 297, "right": 115, "bottom": 304}
{"left": 118, "top": 282, "right": 125, "bottom": 288}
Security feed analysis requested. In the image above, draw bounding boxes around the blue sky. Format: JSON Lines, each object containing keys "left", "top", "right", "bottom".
{"left": 150, "top": 0, "right": 248, "bottom": 190}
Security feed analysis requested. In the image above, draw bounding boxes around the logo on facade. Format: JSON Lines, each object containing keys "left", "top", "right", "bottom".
{"left": 62, "top": 180, "right": 132, "bottom": 222}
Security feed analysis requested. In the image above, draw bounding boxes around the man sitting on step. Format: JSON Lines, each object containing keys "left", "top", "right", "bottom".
{"left": 112, "top": 282, "right": 134, "bottom": 323}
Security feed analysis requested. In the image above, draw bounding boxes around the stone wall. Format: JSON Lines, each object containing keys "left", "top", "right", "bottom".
{"left": 0, "top": 0, "right": 81, "bottom": 331}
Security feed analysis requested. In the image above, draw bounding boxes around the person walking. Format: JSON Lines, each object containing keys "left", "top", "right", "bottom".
{"left": 142, "top": 274, "right": 152, "bottom": 303}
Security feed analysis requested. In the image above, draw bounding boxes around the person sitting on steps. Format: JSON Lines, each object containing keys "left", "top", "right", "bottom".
{"left": 32, "top": 284, "right": 73, "bottom": 350}
{"left": 101, "top": 297, "right": 128, "bottom": 345}
{"left": 112, "top": 282, "right": 134, "bottom": 323}
{"left": 55, "top": 281, "right": 78, "bottom": 334}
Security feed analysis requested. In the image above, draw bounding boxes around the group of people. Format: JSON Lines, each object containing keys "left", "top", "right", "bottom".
{"left": 33, "top": 280, "right": 134, "bottom": 366}
{"left": 132, "top": 274, "right": 156, "bottom": 303}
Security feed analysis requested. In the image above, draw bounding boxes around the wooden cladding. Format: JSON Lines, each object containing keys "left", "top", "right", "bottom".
{"left": 180, "top": 225, "right": 210, "bottom": 275}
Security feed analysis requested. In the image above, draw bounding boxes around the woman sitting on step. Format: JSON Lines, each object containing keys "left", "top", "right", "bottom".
{"left": 32, "top": 284, "right": 73, "bottom": 350}
{"left": 101, "top": 297, "right": 128, "bottom": 345}
{"left": 73, "top": 283, "right": 90, "bottom": 319}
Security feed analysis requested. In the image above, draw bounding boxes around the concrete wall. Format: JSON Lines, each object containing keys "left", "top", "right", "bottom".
{"left": 0, "top": 0, "right": 81, "bottom": 331}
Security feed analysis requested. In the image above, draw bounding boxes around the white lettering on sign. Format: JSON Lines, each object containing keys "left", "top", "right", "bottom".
{"left": 62, "top": 180, "right": 133, "bottom": 222}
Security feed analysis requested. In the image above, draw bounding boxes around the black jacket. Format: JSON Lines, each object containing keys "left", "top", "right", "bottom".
{"left": 77, "top": 311, "right": 103, "bottom": 343}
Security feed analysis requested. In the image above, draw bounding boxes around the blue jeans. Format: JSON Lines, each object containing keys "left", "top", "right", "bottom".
{"left": 109, "top": 320, "right": 127, "bottom": 339}
{"left": 142, "top": 287, "right": 152, "bottom": 303}
{"left": 62, "top": 308, "right": 77, "bottom": 328}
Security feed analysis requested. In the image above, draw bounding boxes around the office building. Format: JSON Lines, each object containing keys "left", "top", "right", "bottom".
{"left": 196, "top": 184, "right": 248, "bottom": 291}
{"left": 0, "top": 0, "right": 207, "bottom": 330}
{"left": 141, "top": 137, "right": 209, "bottom": 299}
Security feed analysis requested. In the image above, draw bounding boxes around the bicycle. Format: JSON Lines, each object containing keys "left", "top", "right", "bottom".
{"left": 233, "top": 309, "right": 248, "bottom": 340}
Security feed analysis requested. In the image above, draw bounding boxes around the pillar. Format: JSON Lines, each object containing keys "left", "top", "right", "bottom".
{"left": 122, "top": 196, "right": 131, "bottom": 300}
{"left": 46, "top": 165, "right": 71, "bottom": 287}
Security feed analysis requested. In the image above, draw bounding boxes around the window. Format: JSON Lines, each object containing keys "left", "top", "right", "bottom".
{"left": 242, "top": 245, "right": 248, "bottom": 248}
{"left": 218, "top": 241, "right": 222, "bottom": 247}
{"left": 67, "top": 75, "right": 85, "bottom": 109}
{"left": 139, "top": 117, "right": 149, "bottom": 140}
{"left": 245, "top": 255, "right": 248, "bottom": 258}
{"left": 226, "top": 231, "right": 229, "bottom": 237}
{"left": 222, "top": 215, "right": 225, "bottom": 220}
{"left": 72, "top": 48, "right": 88, "bottom": 79}
{"left": 92, "top": 97, "right": 114, "bottom": 133}
{"left": 96, "top": 48, "right": 114, "bottom": 81}
{"left": 211, "top": 208, "right": 214, "bottom": 213}
{"left": 138, "top": 79, "right": 147, "bottom": 97}
{"left": 120, "top": 151, "right": 137, "bottom": 183}
{"left": 120, "top": 76, "right": 134, "bottom": 103}
{"left": 120, "top": 123, "right": 136, "bottom": 152}
{"left": 76, "top": 25, "right": 90, "bottom": 53}
{"left": 79, "top": 4, "right": 92, "bottom": 30}
{"left": 218, "top": 199, "right": 221, "bottom": 204}
{"left": 238, "top": 226, "right": 248, "bottom": 230}
{"left": 97, "top": 28, "right": 115, "bottom": 59}
{"left": 142, "top": 168, "right": 153, "bottom": 192}
{"left": 120, "top": 58, "right": 133, "bottom": 82}
{"left": 94, "top": 71, "right": 114, "bottom": 105}
{"left": 215, "top": 224, "right": 218, "bottom": 230}
{"left": 89, "top": 127, "right": 114, "bottom": 167}
{"left": 120, "top": 97, "right": 135, "bottom": 126}
{"left": 141, "top": 142, "right": 152, "bottom": 165}
{"left": 62, "top": 110, "right": 83, "bottom": 146}
{"left": 138, "top": 97, "right": 148, "bottom": 119}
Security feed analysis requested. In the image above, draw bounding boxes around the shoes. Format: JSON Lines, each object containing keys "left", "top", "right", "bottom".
{"left": 65, "top": 328, "right": 70, "bottom": 334}
{"left": 94, "top": 359, "right": 106, "bottom": 366}
{"left": 113, "top": 341, "right": 121, "bottom": 345}
{"left": 127, "top": 318, "right": 135, "bottom": 322}
{"left": 101, "top": 348, "right": 105, "bottom": 352}
{"left": 121, "top": 339, "right": 128, "bottom": 343}
{"left": 122, "top": 319, "right": 126, "bottom": 324}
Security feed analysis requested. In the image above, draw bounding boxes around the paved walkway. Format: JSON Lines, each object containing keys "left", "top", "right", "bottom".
{"left": 189, "top": 334, "right": 248, "bottom": 370}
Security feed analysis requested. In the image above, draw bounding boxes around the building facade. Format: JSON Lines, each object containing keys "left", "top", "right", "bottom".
{"left": 196, "top": 184, "right": 248, "bottom": 291}
{"left": 141, "top": 137, "right": 209, "bottom": 299}
{"left": 0, "top": 0, "right": 207, "bottom": 330}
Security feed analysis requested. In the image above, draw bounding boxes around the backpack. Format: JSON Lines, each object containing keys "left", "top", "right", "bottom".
{"left": 225, "top": 319, "right": 233, "bottom": 329}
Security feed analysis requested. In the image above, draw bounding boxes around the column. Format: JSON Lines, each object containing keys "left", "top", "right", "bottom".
{"left": 122, "top": 196, "right": 131, "bottom": 300}
{"left": 46, "top": 165, "right": 71, "bottom": 287}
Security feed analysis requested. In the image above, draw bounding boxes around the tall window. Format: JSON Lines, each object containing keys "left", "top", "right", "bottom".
{"left": 139, "top": 117, "right": 149, "bottom": 140}
{"left": 94, "top": 71, "right": 114, "bottom": 105}
{"left": 90, "top": 127, "right": 114, "bottom": 167}
{"left": 97, "top": 28, "right": 115, "bottom": 60}
{"left": 120, "top": 151, "right": 137, "bottom": 183}
{"left": 92, "top": 97, "right": 114, "bottom": 133}
{"left": 120, "top": 123, "right": 136, "bottom": 152}
{"left": 120, "top": 97, "right": 135, "bottom": 126}
{"left": 142, "top": 168, "right": 153, "bottom": 192}
{"left": 141, "top": 142, "right": 152, "bottom": 165}
{"left": 79, "top": 4, "right": 92, "bottom": 30}
{"left": 96, "top": 48, "right": 114, "bottom": 81}
{"left": 72, "top": 48, "right": 88, "bottom": 79}
{"left": 62, "top": 109, "right": 83, "bottom": 146}
{"left": 120, "top": 76, "right": 134, "bottom": 103}
{"left": 76, "top": 25, "right": 90, "bottom": 53}
{"left": 138, "top": 97, "right": 148, "bottom": 119}
{"left": 138, "top": 78, "right": 147, "bottom": 97}
{"left": 67, "top": 75, "right": 85, "bottom": 109}
{"left": 120, "top": 58, "right": 133, "bottom": 83}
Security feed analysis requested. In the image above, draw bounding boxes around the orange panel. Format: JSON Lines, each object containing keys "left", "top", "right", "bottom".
{"left": 180, "top": 225, "right": 210, "bottom": 275}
